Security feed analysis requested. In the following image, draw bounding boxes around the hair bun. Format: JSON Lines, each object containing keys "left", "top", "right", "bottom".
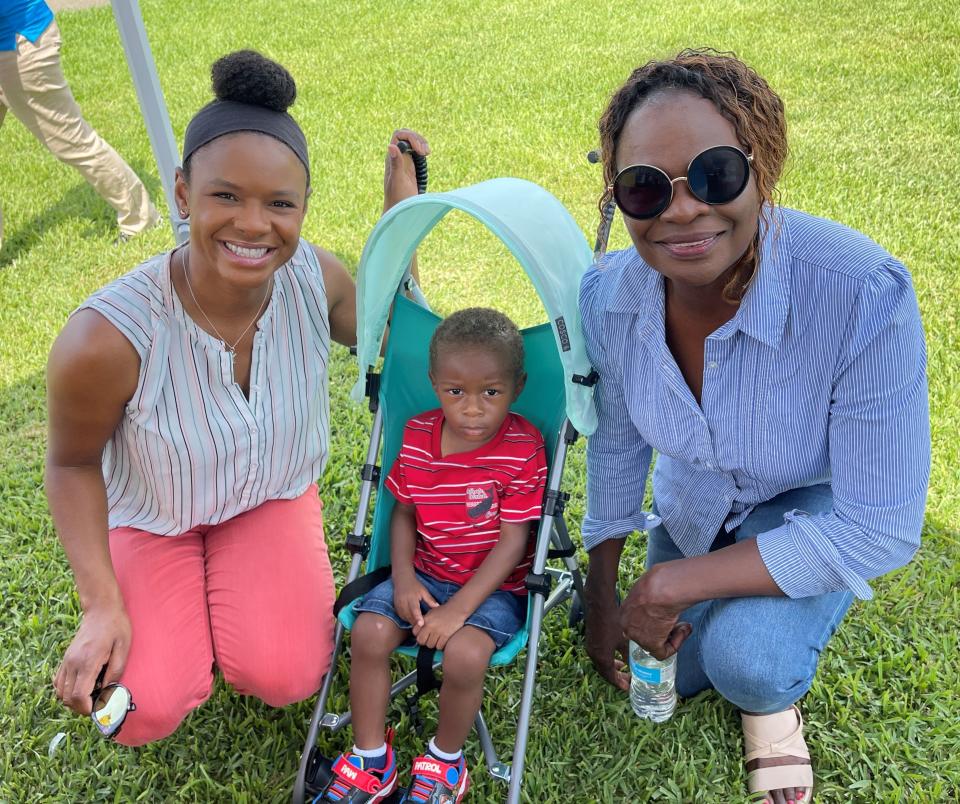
{"left": 210, "top": 50, "right": 296, "bottom": 112}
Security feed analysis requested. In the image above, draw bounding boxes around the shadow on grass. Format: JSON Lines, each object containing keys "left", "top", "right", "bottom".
{"left": 0, "top": 160, "right": 163, "bottom": 269}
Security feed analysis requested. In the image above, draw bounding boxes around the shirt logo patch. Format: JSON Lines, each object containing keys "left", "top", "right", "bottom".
{"left": 465, "top": 482, "right": 499, "bottom": 522}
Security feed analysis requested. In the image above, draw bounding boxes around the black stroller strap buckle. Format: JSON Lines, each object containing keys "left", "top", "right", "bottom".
{"left": 525, "top": 571, "right": 552, "bottom": 597}
{"left": 572, "top": 368, "right": 599, "bottom": 387}
{"left": 542, "top": 490, "right": 569, "bottom": 517}
{"left": 405, "top": 691, "right": 424, "bottom": 736}
{"left": 361, "top": 463, "right": 381, "bottom": 483}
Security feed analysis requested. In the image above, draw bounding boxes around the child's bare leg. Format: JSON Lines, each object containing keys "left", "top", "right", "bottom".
{"left": 349, "top": 612, "right": 408, "bottom": 748}
{"left": 435, "top": 625, "right": 496, "bottom": 753}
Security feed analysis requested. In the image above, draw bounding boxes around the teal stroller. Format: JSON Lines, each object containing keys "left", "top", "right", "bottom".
{"left": 293, "top": 177, "right": 598, "bottom": 804}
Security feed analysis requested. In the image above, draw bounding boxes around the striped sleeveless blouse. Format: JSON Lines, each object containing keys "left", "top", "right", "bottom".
{"left": 79, "top": 238, "right": 331, "bottom": 536}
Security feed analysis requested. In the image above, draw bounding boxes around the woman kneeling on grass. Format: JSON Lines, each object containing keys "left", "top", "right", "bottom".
{"left": 579, "top": 49, "right": 929, "bottom": 803}
{"left": 45, "top": 49, "right": 429, "bottom": 746}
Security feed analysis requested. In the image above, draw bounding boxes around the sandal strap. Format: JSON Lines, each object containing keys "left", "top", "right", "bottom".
{"left": 740, "top": 705, "right": 814, "bottom": 796}
{"left": 747, "top": 764, "right": 814, "bottom": 794}
{"left": 741, "top": 705, "right": 811, "bottom": 763}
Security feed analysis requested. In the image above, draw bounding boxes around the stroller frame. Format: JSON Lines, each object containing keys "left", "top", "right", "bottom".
{"left": 293, "top": 178, "right": 599, "bottom": 804}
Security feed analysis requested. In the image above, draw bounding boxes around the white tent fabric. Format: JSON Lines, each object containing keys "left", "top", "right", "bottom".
{"left": 352, "top": 177, "right": 598, "bottom": 436}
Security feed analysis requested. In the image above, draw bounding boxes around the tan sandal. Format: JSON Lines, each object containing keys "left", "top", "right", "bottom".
{"left": 741, "top": 705, "right": 814, "bottom": 801}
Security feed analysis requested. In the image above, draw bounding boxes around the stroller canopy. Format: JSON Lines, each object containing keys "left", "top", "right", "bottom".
{"left": 351, "top": 177, "right": 598, "bottom": 436}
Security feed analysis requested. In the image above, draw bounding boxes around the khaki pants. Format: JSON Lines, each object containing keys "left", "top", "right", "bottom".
{"left": 0, "top": 20, "right": 160, "bottom": 245}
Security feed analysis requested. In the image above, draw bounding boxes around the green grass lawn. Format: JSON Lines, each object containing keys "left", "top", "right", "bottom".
{"left": 2, "top": 0, "right": 958, "bottom": 800}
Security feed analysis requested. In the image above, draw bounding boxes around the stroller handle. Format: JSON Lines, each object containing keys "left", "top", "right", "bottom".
{"left": 397, "top": 139, "right": 428, "bottom": 194}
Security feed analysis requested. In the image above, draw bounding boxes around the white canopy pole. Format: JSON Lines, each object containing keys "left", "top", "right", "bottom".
{"left": 109, "top": 0, "right": 187, "bottom": 243}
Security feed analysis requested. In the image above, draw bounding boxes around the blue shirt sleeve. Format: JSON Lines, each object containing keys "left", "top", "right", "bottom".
{"left": 756, "top": 259, "right": 930, "bottom": 599}
{"left": 579, "top": 264, "right": 659, "bottom": 551}
{"left": 0, "top": 0, "right": 54, "bottom": 51}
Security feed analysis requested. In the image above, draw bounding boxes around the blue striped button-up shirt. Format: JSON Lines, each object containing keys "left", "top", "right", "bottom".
{"left": 579, "top": 207, "right": 929, "bottom": 600}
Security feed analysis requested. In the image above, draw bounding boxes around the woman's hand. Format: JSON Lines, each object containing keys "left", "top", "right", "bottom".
{"left": 584, "top": 585, "right": 631, "bottom": 691}
{"left": 619, "top": 564, "right": 692, "bottom": 661}
{"left": 53, "top": 601, "right": 131, "bottom": 715}
{"left": 383, "top": 129, "right": 430, "bottom": 213}
{"left": 414, "top": 603, "right": 466, "bottom": 650}
{"left": 583, "top": 539, "right": 630, "bottom": 690}
{"left": 393, "top": 574, "right": 439, "bottom": 629}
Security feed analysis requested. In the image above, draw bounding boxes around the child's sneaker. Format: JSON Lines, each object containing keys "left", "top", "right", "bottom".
{"left": 320, "top": 742, "right": 398, "bottom": 802}
{"left": 401, "top": 753, "right": 469, "bottom": 803}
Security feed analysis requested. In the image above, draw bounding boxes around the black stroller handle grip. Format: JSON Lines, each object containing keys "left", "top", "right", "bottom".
{"left": 396, "top": 139, "right": 428, "bottom": 194}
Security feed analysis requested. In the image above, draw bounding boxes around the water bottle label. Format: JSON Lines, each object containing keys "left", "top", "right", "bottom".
{"left": 629, "top": 658, "right": 662, "bottom": 684}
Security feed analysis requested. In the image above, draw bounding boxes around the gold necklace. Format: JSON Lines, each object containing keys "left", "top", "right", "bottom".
{"left": 179, "top": 247, "right": 272, "bottom": 354}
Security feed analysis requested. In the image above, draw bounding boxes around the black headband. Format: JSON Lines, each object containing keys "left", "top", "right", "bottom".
{"left": 182, "top": 99, "right": 310, "bottom": 186}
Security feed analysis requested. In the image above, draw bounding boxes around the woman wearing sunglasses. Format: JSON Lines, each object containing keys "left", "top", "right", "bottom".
{"left": 579, "top": 49, "right": 929, "bottom": 804}
{"left": 45, "top": 50, "right": 428, "bottom": 746}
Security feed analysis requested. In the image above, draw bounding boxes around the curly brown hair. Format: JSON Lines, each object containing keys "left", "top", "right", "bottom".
{"left": 597, "top": 48, "right": 788, "bottom": 301}
{"left": 429, "top": 307, "right": 525, "bottom": 385}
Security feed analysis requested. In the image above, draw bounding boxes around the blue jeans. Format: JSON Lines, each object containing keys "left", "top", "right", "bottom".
{"left": 354, "top": 569, "right": 526, "bottom": 649}
{"left": 646, "top": 484, "right": 853, "bottom": 713}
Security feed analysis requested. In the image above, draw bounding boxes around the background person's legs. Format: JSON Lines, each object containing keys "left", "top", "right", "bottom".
{"left": 0, "top": 22, "right": 159, "bottom": 239}
{"left": 108, "top": 526, "right": 216, "bottom": 747}
{"left": 204, "top": 486, "right": 336, "bottom": 707}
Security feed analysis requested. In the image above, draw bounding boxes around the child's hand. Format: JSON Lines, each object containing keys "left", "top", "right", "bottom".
{"left": 413, "top": 603, "right": 467, "bottom": 650}
{"left": 393, "top": 576, "right": 439, "bottom": 629}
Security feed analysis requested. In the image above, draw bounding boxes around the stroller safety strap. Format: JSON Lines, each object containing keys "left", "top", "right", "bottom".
{"left": 332, "top": 566, "right": 392, "bottom": 618}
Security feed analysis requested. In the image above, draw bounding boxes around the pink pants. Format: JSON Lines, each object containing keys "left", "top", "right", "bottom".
{"left": 109, "top": 486, "right": 335, "bottom": 746}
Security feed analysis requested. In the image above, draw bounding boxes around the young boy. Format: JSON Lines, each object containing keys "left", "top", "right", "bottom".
{"left": 324, "top": 308, "right": 547, "bottom": 803}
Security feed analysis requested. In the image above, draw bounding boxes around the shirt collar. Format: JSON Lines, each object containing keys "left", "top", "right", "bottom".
{"left": 603, "top": 206, "right": 791, "bottom": 349}
{"left": 721, "top": 208, "right": 791, "bottom": 348}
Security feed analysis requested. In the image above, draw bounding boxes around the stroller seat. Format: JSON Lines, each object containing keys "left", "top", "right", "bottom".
{"left": 294, "top": 178, "right": 598, "bottom": 804}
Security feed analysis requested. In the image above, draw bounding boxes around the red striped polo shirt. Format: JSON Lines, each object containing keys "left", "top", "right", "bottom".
{"left": 385, "top": 409, "right": 547, "bottom": 593}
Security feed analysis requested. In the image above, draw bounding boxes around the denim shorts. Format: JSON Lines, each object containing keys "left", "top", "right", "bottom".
{"left": 354, "top": 569, "right": 526, "bottom": 648}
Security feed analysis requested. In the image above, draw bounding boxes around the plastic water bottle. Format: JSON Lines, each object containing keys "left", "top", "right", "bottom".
{"left": 628, "top": 640, "right": 676, "bottom": 722}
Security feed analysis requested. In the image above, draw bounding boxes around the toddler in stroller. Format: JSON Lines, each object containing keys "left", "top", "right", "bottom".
{"left": 324, "top": 308, "right": 546, "bottom": 803}
{"left": 293, "top": 176, "right": 598, "bottom": 804}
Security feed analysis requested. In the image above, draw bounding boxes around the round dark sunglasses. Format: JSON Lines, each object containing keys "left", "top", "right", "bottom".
{"left": 611, "top": 145, "right": 753, "bottom": 220}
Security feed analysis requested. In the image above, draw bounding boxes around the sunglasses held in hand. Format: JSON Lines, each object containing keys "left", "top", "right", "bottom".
{"left": 611, "top": 145, "right": 753, "bottom": 220}
{"left": 91, "top": 667, "right": 136, "bottom": 739}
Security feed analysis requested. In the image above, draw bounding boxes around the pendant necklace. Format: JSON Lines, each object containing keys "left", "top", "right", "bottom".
{"left": 179, "top": 247, "right": 272, "bottom": 357}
